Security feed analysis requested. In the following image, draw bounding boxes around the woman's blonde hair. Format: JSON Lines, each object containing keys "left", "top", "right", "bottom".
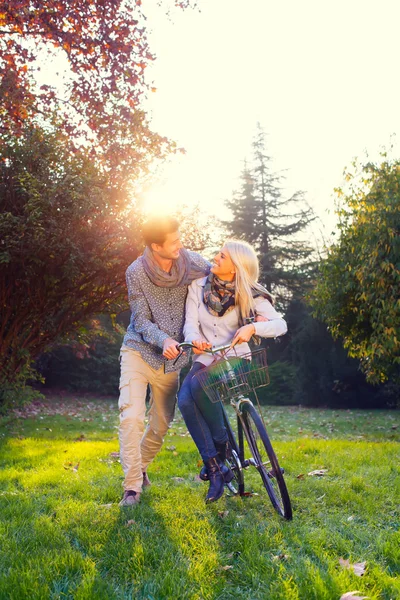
{"left": 224, "top": 239, "right": 273, "bottom": 322}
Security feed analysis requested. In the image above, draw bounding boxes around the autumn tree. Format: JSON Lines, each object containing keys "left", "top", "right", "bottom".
{"left": 0, "top": 0, "right": 199, "bottom": 406}
{"left": 225, "top": 124, "right": 316, "bottom": 303}
{"left": 311, "top": 157, "right": 400, "bottom": 384}
{"left": 0, "top": 0, "right": 195, "bottom": 181}
{"left": 0, "top": 125, "right": 141, "bottom": 405}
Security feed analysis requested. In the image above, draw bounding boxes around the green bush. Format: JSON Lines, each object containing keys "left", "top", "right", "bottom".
{"left": 38, "top": 317, "right": 124, "bottom": 395}
{"left": 255, "top": 361, "right": 297, "bottom": 405}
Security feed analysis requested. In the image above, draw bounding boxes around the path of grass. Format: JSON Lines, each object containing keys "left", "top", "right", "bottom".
{"left": 0, "top": 397, "right": 399, "bottom": 600}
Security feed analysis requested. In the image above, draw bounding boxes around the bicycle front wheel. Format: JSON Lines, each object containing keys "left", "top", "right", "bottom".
{"left": 241, "top": 403, "right": 292, "bottom": 520}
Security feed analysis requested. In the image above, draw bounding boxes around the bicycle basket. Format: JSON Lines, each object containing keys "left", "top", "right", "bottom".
{"left": 194, "top": 348, "right": 269, "bottom": 403}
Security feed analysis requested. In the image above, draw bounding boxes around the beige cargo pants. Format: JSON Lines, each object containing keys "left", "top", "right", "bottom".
{"left": 118, "top": 346, "right": 179, "bottom": 493}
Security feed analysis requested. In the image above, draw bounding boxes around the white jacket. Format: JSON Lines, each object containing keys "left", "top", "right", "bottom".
{"left": 184, "top": 277, "right": 287, "bottom": 366}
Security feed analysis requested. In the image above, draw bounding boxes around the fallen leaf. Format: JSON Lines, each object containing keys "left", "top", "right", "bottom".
{"left": 272, "top": 553, "right": 289, "bottom": 561}
{"left": 126, "top": 519, "right": 136, "bottom": 526}
{"left": 218, "top": 510, "right": 229, "bottom": 519}
{"left": 221, "top": 565, "right": 233, "bottom": 570}
{"left": 339, "top": 558, "right": 367, "bottom": 576}
{"left": 340, "top": 592, "right": 368, "bottom": 600}
{"left": 353, "top": 562, "right": 367, "bottom": 577}
{"left": 308, "top": 469, "right": 328, "bottom": 476}
{"left": 227, "top": 551, "right": 241, "bottom": 559}
{"left": 172, "top": 451, "right": 178, "bottom": 456}
{"left": 296, "top": 473, "right": 305, "bottom": 479}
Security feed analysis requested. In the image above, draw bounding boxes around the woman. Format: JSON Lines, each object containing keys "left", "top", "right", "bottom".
{"left": 178, "top": 240, "right": 287, "bottom": 503}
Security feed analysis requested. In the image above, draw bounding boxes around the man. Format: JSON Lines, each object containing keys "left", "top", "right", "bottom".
{"left": 118, "top": 216, "right": 210, "bottom": 506}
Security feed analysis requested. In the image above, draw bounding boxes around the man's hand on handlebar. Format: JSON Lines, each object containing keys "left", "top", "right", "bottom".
{"left": 163, "top": 337, "right": 181, "bottom": 360}
{"left": 192, "top": 339, "right": 212, "bottom": 355}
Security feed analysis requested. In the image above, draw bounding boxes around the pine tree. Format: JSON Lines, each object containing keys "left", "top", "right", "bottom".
{"left": 225, "top": 160, "right": 259, "bottom": 245}
{"left": 225, "top": 123, "right": 316, "bottom": 302}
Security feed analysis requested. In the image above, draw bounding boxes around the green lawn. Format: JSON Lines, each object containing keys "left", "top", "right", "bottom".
{"left": 0, "top": 397, "right": 399, "bottom": 600}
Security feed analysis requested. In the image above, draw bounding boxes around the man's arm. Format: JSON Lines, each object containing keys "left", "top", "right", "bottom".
{"left": 183, "top": 282, "right": 210, "bottom": 354}
{"left": 183, "top": 282, "right": 202, "bottom": 343}
{"left": 188, "top": 251, "right": 212, "bottom": 273}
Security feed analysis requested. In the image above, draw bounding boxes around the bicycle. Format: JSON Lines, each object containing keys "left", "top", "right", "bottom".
{"left": 176, "top": 341, "right": 292, "bottom": 520}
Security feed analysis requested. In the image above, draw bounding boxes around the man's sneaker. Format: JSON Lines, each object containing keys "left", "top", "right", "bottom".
{"left": 142, "top": 472, "right": 151, "bottom": 487}
{"left": 119, "top": 490, "right": 141, "bottom": 506}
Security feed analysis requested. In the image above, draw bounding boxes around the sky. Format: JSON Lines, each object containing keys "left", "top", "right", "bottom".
{"left": 138, "top": 0, "right": 400, "bottom": 238}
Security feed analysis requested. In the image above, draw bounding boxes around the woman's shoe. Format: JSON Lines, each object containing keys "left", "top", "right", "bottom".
{"left": 200, "top": 440, "right": 233, "bottom": 482}
{"left": 204, "top": 457, "right": 231, "bottom": 503}
{"left": 199, "top": 462, "right": 233, "bottom": 483}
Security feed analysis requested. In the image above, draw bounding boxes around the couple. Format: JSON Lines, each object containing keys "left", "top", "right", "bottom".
{"left": 118, "top": 216, "right": 287, "bottom": 506}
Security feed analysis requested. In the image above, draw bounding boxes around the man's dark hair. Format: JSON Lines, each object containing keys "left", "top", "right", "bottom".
{"left": 142, "top": 216, "right": 180, "bottom": 247}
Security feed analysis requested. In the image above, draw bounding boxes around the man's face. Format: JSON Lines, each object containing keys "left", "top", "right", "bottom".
{"left": 152, "top": 230, "right": 183, "bottom": 260}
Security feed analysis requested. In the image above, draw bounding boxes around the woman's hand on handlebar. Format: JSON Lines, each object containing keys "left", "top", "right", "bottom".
{"left": 230, "top": 324, "right": 256, "bottom": 347}
{"left": 192, "top": 339, "right": 212, "bottom": 355}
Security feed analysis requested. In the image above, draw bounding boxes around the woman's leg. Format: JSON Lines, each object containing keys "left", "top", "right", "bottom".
{"left": 179, "top": 362, "right": 233, "bottom": 503}
{"left": 190, "top": 374, "right": 228, "bottom": 445}
{"left": 178, "top": 362, "right": 217, "bottom": 462}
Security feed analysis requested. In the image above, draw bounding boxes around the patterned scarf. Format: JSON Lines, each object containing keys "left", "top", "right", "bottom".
{"left": 203, "top": 273, "right": 236, "bottom": 317}
{"left": 142, "top": 246, "right": 208, "bottom": 288}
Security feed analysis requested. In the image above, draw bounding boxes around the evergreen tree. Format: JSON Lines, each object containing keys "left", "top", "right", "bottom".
{"left": 225, "top": 124, "right": 316, "bottom": 302}
{"left": 225, "top": 160, "right": 259, "bottom": 245}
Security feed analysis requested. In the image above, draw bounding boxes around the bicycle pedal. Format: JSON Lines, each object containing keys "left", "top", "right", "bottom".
{"left": 267, "top": 467, "right": 285, "bottom": 479}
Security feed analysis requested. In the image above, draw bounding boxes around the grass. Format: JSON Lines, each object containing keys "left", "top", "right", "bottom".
{"left": 0, "top": 396, "right": 399, "bottom": 600}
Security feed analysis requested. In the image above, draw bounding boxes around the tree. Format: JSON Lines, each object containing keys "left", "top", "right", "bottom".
{"left": 311, "top": 157, "right": 400, "bottom": 384}
{"left": 225, "top": 124, "right": 316, "bottom": 302}
{"left": 0, "top": 0, "right": 194, "bottom": 181}
{"left": 0, "top": 124, "right": 141, "bottom": 403}
{"left": 281, "top": 299, "right": 397, "bottom": 408}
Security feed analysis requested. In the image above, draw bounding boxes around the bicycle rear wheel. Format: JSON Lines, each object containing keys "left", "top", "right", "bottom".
{"left": 241, "top": 403, "right": 292, "bottom": 520}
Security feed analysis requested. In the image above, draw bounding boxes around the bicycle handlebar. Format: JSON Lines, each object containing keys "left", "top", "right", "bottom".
{"left": 176, "top": 341, "right": 232, "bottom": 354}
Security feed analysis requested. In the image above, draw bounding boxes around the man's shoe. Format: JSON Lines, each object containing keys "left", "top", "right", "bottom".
{"left": 119, "top": 490, "right": 141, "bottom": 506}
{"left": 142, "top": 472, "right": 151, "bottom": 487}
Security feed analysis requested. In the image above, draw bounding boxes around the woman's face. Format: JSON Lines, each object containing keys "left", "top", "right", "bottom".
{"left": 211, "top": 246, "right": 236, "bottom": 280}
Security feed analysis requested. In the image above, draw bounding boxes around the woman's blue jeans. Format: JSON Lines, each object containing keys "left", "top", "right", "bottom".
{"left": 178, "top": 362, "right": 228, "bottom": 462}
